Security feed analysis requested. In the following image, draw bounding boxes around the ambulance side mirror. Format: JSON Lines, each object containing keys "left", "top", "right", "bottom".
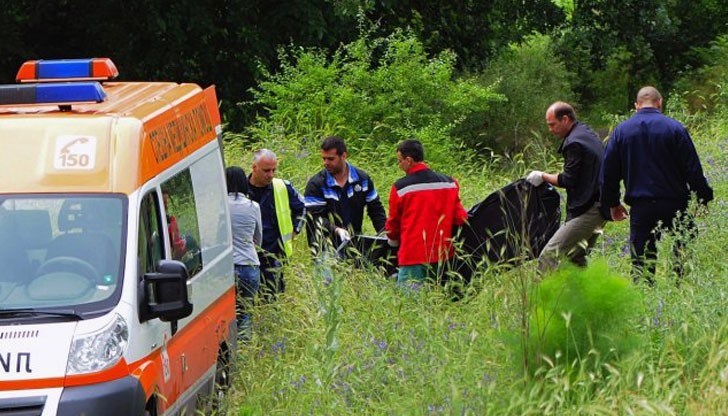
{"left": 139, "top": 260, "right": 193, "bottom": 323}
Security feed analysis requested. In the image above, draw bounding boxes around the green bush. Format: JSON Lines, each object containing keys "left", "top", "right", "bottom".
{"left": 524, "top": 260, "right": 644, "bottom": 374}
{"left": 242, "top": 26, "right": 502, "bottom": 168}
{"left": 473, "top": 33, "right": 576, "bottom": 153}
{"left": 672, "top": 34, "right": 728, "bottom": 114}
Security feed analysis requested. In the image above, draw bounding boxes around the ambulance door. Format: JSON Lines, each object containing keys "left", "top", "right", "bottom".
{"left": 159, "top": 168, "right": 218, "bottom": 407}
{"left": 136, "top": 189, "right": 179, "bottom": 412}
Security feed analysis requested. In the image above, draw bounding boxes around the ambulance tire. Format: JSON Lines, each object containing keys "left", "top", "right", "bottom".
{"left": 213, "top": 344, "right": 232, "bottom": 408}
{"left": 143, "top": 396, "right": 157, "bottom": 416}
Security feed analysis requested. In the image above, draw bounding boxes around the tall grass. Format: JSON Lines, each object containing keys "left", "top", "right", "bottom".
{"left": 220, "top": 57, "right": 728, "bottom": 415}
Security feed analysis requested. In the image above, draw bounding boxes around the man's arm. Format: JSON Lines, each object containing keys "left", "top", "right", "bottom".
{"left": 677, "top": 128, "right": 714, "bottom": 204}
{"left": 365, "top": 176, "right": 386, "bottom": 233}
{"left": 385, "top": 185, "right": 401, "bottom": 243}
{"left": 253, "top": 203, "right": 263, "bottom": 246}
{"left": 286, "top": 182, "right": 307, "bottom": 235}
{"left": 304, "top": 174, "right": 336, "bottom": 247}
{"left": 452, "top": 179, "right": 468, "bottom": 226}
{"left": 600, "top": 131, "right": 623, "bottom": 209}
{"left": 557, "top": 144, "right": 583, "bottom": 190}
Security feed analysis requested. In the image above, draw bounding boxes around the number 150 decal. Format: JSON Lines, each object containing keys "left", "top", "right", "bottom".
{"left": 54, "top": 135, "right": 97, "bottom": 170}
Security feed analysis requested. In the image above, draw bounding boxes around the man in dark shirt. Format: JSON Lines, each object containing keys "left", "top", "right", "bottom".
{"left": 601, "top": 86, "right": 713, "bottom": 283}
{"left": 247, "top": 149, "right": 306, "bottom": 297}
{"left": 527, "top": 101, "right": 606, "bottom": 271}
{"left": 305, "top": 136, "right": 386, "bottom": 253}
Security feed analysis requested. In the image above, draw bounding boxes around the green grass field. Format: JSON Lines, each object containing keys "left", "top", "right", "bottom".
{"left": 223, "top": 115, "right": 728, "bottom": 415}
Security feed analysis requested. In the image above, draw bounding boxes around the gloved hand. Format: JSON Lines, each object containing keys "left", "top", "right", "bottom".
{"left": 387, "top": 238, "right": 400, "bottom": 247}
{"left": 335, "top": 227, "right": 351, "bottom": 242}
{"left": 526, "top": 171, "right": 544, "bottom": 186}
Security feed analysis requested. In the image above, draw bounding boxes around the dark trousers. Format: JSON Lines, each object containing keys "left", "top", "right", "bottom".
{"left": 258, "top": 251, "right": 285, "bottom": 301}
{"left": 629, "top": 198, "right": 694, "bottom": 283}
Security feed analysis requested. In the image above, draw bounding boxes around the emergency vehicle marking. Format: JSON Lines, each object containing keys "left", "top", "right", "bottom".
{"left": 53, "top": 135, "right": 97, "bottom": 170}
{"left": 148, "top": 103, "right": 212, "bottom": 163}
{"left": 161, "top": 345, "right": 171, "bottom": 382}
{"left": 0, "top": 330, "right": 39, "bottom": 339}
{"left": 0, "top": 352, "right": 32, "bottom": 373}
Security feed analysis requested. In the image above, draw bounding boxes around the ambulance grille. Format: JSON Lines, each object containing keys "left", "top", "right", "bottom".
{"left": 0, "top": 330, "right": 39, "bottom": 340}
{"left": 0, "top": 395, "right": 46, "bottom": 416}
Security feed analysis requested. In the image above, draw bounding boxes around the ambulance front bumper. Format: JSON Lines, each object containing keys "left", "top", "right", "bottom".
{"left": 56, "top": 375, "right": 146, "bottom": 416}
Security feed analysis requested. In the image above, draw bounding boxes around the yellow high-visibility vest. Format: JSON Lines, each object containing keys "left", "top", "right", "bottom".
{"left": 272, "top": 178, "right": 294, "bottom": 257}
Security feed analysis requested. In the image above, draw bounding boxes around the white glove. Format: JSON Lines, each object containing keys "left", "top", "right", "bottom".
{"left": 335, "top": 227, "right": 351, "bottom": 242}
{"left": 526, "top": 171, "right": 544, "bottom": 186}
{"left": 387, "top": 238, "right": 400, "bottom": 247}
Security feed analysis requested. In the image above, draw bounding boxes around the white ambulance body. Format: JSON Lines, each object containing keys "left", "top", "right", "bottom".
{"left": 0, "top": 58, "right": 236, "bottom": 415}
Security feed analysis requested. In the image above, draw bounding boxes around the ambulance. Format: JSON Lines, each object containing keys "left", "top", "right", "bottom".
{"left": 0, "top": 58, "right": 236, "bottom": 415}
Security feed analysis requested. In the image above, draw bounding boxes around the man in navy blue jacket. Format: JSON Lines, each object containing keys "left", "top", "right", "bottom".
{"left": 304, "top": 136, "right": 386, "bottom": 253}
{"left": 600, "top": 86, "right": 713, "bottom": 283}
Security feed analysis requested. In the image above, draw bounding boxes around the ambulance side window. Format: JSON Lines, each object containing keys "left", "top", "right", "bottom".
{"left": 138, "top": 192, "right": 164, "bottom": 276}
{"left": 161, "top": 170, "right": 202, "bottom": 277}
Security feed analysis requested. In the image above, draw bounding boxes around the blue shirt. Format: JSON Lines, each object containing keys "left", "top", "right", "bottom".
{"left": 304, "top": 162, "right": 386, "bottom": 241}
{"left": 601, "top": 108, "right": 713, "bottom": 207}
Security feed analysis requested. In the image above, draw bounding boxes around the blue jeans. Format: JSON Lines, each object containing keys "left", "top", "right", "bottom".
{"left": 235, "top": 265, "right": 260, "bottom": 338}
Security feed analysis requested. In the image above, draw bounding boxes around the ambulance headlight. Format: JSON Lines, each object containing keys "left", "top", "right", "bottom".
{"left": 67, "top": 314, "right": 129, "bottom": 374}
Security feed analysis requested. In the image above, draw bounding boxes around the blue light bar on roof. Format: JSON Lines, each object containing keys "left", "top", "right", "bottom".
{"left": 16, "top": 58, "right": 119, "bottom": 83}
{"left": 0, "top": 82, "right": 106, "bottom": 105}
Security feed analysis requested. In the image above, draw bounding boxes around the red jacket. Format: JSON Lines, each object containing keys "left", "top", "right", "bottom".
{"left": 386, "top": 163, "right": 468, "bottom": 266}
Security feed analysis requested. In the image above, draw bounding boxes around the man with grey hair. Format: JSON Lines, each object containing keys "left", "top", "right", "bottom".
{"left": 248, "top": 149, "right": 306, "bottom": 298}
{"left": 601, "top": 86, "right": 713, "bottom": 283}
{"left": 527, "top": 101, "right": 606, "bottom": 271}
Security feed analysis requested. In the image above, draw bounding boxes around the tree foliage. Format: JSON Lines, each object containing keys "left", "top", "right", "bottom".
{"left": 473, "top": 34, "right": 577, "bottom": 152}
{"left": 0, "top": 0, "right": 360, "bottom": 129}
{"left": 552, "top": 0, "right": 728, "bottom": 116}
{"left": 2, "top": 0, "right": 728, "bottom": 134}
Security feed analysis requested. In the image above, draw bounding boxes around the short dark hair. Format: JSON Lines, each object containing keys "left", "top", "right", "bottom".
{"left": 225, "top": 166, "right": 249, "bottom": 195}
{"left": 396, "top": 139, "right": 424, "bottom": 162}
{"left": 550, "top": 101, "right": 577, "bottom": 121}
{"left": 321, "top": 136, "right": 347, "bottom": 155}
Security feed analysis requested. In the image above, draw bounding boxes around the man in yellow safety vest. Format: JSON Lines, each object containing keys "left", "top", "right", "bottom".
{"left": 247, "top": 149, "right": 306, "bottom": 299}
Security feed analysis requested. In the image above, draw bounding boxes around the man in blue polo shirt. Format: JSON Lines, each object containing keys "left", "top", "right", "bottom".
{"left": 600, "top": 86, "right": 713, "bottom": 284}
{"left": 304, "top": 136, "right": 386, "bottom": 253}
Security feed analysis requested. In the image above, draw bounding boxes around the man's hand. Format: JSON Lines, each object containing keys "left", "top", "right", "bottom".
{"left": 526, "top": 171, "right": 544, "bottom": 186}
{"left": 335, "top": 227, "right": 351, "bottom": 242}
{"left": 610, "top": 205, "right": 629, "bottom": 221}
{"left": 387, "top": 238, "right": 400, "bottom": 247}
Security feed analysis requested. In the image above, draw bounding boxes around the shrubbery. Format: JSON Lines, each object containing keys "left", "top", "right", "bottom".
{"left": 523, "top": 260, "right": 644, "bottom": 374}
{"left": 672, "top": 34, "right": 728, "bottom": 114}
{"left": 472, "top": 34, "right": 576, "bottom": 153}
{"left": 242, "top": 26, "right": 502, "bottom": 168}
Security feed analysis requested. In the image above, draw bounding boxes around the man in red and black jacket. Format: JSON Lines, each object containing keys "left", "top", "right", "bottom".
{"left": 386, "top": 139, "right": 468, "bottom": 286}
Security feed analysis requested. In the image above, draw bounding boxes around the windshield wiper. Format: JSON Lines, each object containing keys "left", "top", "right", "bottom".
{"left": 0, "top": 308, "right": 84, "bottom": 320}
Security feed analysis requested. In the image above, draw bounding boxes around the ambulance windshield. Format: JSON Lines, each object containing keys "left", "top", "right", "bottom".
{"left": 0, "top": 195, "right": 126, "bottom": 315}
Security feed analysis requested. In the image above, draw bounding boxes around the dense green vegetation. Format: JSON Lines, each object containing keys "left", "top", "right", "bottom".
{"left": 223, "top": 99, "right": 727, "bottom": 413}
{"left": 219, "top": 14, "right": 728, "bottom": 414}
